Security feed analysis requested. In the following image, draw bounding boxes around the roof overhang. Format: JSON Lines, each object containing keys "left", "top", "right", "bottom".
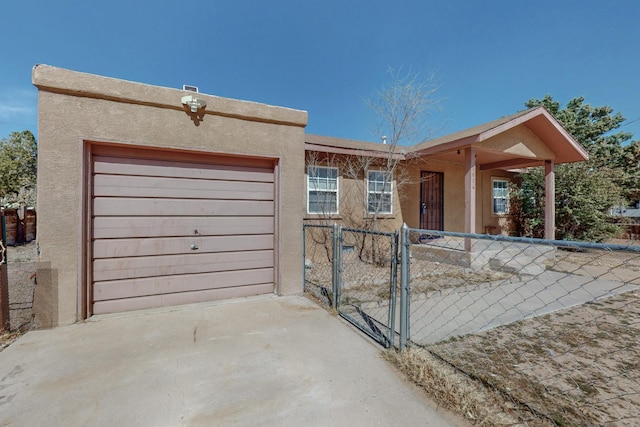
{"left": 305, "top": 107, "right": 589, "bottom": 171}
{"left": 305, "top": 134, "right": 405, "bottom": 160}
{"left": 409, "top": 107, "right": 588, "bottom": 169}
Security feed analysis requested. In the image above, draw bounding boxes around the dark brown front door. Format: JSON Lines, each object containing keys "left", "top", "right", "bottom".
{"left": 420, "top": 171, "right": 444, "bottom": 230}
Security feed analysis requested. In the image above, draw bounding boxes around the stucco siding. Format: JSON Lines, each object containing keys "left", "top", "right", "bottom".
{"left": 401, "top": 160, "right": 466, "bottom": 231}
{"left": 483, "top": 125, "right": 555, "bottom": 160}
{"left": 479, "top": 169, "right": 514, "bottom": 234}
{"left": 399, "top": 161, "right": 514, "bottom": 234}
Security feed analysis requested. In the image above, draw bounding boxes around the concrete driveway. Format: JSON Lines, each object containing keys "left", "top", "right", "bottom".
{"left": 0, "top": 296, "right": 462, "bottom": 426}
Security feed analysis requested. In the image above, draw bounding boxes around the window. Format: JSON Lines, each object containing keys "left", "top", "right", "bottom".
{"left": 367, "top": 170, "right": 393, "bottom": 214}
{"left": 307, "top": 166, "right": 338, "bottom": 214}
{"left": 492, "top": 178, "right": 509, "bottom": 215}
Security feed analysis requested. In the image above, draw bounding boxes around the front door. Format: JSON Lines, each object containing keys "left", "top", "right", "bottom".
{"left": 420, "top": 171, "right": 444, "bottom": 230}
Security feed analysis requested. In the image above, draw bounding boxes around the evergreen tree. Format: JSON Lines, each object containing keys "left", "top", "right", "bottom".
{"left": 0, "top": 130, "right": 38, "bottom": 198}
{"left": 511, "top": 96, "right": 636, "bottom": 241}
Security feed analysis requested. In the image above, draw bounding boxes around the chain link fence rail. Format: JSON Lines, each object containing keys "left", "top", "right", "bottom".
{"left": 401, "top": 226, "right": 640, "bottom": 425}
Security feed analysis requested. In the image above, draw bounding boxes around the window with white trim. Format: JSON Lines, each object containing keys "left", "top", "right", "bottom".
{"left": 492, "top": 178, "right": 509, "bottom": 215}
{"left": 367, "top": 170, "right": 393, "bottom": 214}
{"left": 307, "top": 166, "right": 339, "bottom": 214}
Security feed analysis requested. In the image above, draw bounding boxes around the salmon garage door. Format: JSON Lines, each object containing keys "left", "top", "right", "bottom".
{"left": 91, "top": 151, "right": 275, "bottom": 314}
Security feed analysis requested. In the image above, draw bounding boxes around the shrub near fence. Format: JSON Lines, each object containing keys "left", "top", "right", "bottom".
{"left": 401, "top": 227, "right": 640, "bottom": 426}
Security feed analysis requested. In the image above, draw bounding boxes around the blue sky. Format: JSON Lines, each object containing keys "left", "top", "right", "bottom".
{"left": 1, "top": 1, "right": 639, "bottom": 143}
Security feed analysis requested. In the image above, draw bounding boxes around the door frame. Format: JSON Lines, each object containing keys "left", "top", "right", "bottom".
{"left": 419, "top": 171, "right": 444, "bottom": 231}
{"left": 80, "top": 140, "right": 280, "bottom": 320}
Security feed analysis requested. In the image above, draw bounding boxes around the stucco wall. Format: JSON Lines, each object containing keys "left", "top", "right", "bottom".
{"left": 400, "top": 160, "right": 514, "bottom": 234}
{"left": 479, "top": 169, "right": 514, "bottom": 234}
{"left": 33, "top": 65, "right": 307, "bottom": 327}
{"left": 401, "top": 159, "right": 466, "bottom": 231}
{"left": 483, "top": 125, "right": 556, "bottom": 160}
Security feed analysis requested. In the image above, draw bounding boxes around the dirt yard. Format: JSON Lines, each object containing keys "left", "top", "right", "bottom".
{"left": 391, "top": 241, "right": 640, "bottom": 426}
{"left": 417, "top": 289, "right": 640, "bottom": 426}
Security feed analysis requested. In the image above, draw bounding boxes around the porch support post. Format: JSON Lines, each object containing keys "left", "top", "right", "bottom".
{"left": 464, "top": 147, "right": 476, "bottom": 251}
{"left": 544, "top": 160, "right": 555, "bottom": 240}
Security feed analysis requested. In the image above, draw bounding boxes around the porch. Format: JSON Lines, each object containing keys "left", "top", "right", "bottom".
{"left": 411, "top": 233, "right": 556, "bottom": 276}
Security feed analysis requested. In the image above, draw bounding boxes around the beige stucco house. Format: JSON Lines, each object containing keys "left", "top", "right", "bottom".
{"left": 303, "top": 109, "right": 589, "bottom": 238}
{"left": 32, "top": 65, "right": 587, "bottom": 327}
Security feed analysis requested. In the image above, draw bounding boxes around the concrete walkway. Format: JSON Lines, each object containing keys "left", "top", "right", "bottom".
{"left": 0, "top": 296, "right": 463, "bottom": 426}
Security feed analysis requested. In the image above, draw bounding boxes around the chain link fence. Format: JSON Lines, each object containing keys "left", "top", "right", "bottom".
{"left": 401, "top": 227, "right": 640, "bottom": 426}
{"left": 303, "top": 224, "right": 398, "bottom": 347}
{"left": 303, "top": 222, "right": 640, "bottom": 423}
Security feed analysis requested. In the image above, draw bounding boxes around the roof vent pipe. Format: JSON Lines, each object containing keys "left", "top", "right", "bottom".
{"left": 382, "top": 135, "right": 387, "bottom": 145}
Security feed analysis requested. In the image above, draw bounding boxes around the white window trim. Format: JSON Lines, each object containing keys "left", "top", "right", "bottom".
{"left": 366, "top": 170, "right": 393, "bottom": 215}
{"left": 492, "top": 177, "right": 509, "bottom": 215}
{"left": 307, "top": 165, "right": 339, "bottom": 215}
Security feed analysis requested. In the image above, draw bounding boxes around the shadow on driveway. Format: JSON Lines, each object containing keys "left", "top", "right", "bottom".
{"left": 0, "top": 296, "right": 462, "bottom": 426}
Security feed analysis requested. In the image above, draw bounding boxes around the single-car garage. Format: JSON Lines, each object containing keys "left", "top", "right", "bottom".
{"left": 33, "top": 64, "right": 306, "bottom": 327}
{"left": 90, "top": 146, "right": 277, "bottom": 315}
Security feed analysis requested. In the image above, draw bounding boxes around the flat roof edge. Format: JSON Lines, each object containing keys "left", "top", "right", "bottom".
{"left": 32, "top": 64, "right": 308, "bottom": 127}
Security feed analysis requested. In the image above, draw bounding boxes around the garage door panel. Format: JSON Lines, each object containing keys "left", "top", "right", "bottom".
{"left": 94, "top": 198, "right": 274, "bottom": 217}
{"left": 94, "top": 268, "right": 274, "bottom": 301}
{"left": 94, "top": 156, "right": 274, "bottom": 183}
{"left": 94, "top": 174, "right": 274, "bottom": 200}
{"left": 93, "top": 216, "right": 274, "bottom": 239}
{"left": 92, "top": 283, "right": 274, "bottom": 315}
{"left": 93, "top": 250, "right": 274, "bottom": 281}
{"left": 93, "top": 235, "right": 274, "bottom": 258}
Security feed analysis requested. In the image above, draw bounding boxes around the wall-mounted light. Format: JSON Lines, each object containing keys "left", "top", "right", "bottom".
{"left": 181, "top": 95, "right": 206, "bottom": 113}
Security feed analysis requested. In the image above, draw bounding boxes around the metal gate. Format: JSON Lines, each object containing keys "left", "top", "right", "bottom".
{"left": 303, "top": 224, "right": 398, "bottom": 347}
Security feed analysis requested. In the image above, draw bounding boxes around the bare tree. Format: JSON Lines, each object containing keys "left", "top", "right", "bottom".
{"left": 367, "top": 67, "right": 441, "bottom": 148}
{"left": 305, "top": 68, "right": 441, "bottom": 264}
{"left": 365, "top": 67, "right": 441, "bottom": 229}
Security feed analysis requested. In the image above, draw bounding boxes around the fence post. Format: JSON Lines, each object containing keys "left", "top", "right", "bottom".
{"left": 1, "top": 213, "right": 9, "bottom": 331}
{"left": 1, "top": 213, "right": 6, "bottom": 246}
{"left": 332, "top": 223, "right": 339, "bottom": 309}
{"left": 399, "top": 223, "right": 409, "bottom": 351}
{"left": 302, "top": 224, "right": 307, "bottom": 292}
{"left": 335, "top": 224, "right": 343, "bottom": 309}
{"left": 389, "top": 230, "right": 399, "bottom": 348}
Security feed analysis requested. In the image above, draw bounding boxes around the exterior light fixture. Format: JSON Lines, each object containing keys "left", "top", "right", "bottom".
{"left": 181, "top": 95, "right": 206, "bottom": 113}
